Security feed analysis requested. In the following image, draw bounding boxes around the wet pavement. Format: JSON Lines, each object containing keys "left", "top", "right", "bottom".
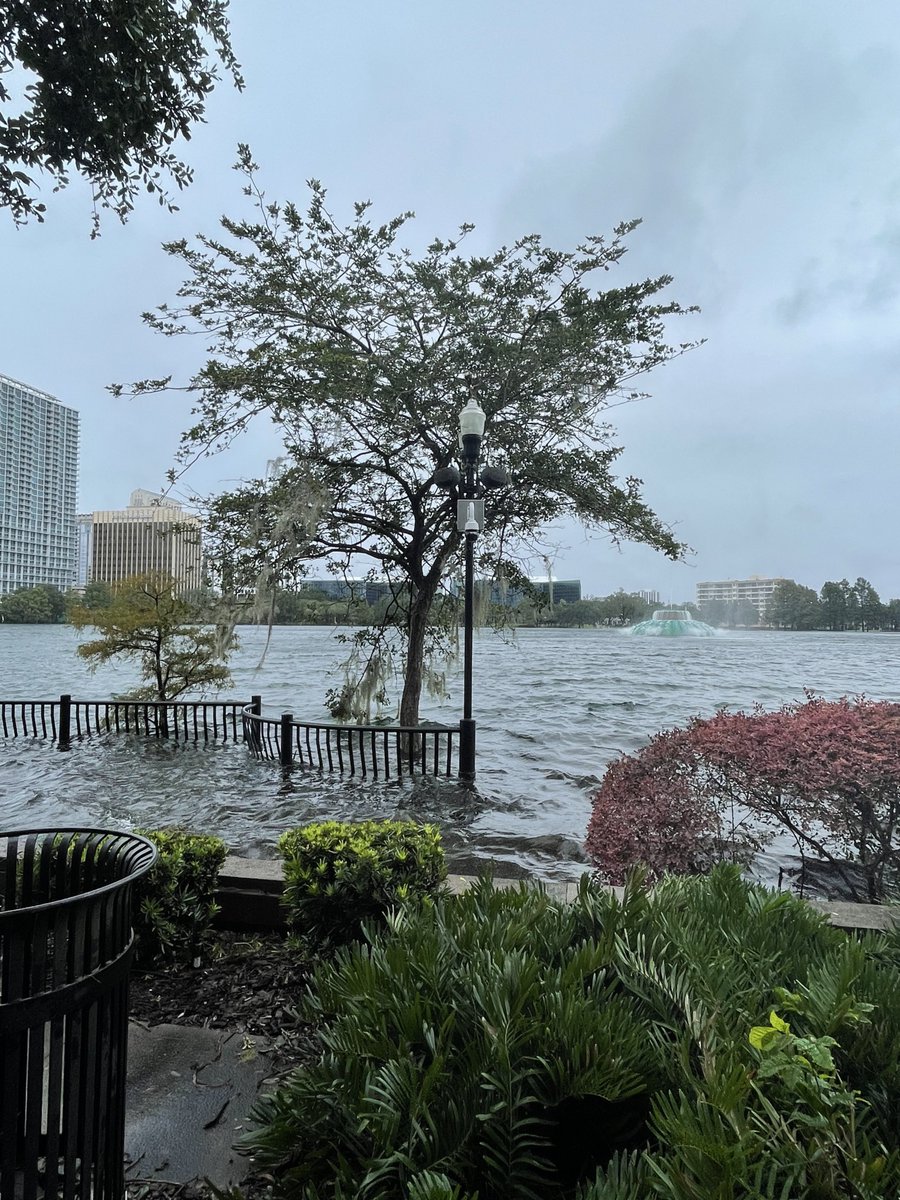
{"left": 125, "top": 1022, "right": 275, "bottom": 1190}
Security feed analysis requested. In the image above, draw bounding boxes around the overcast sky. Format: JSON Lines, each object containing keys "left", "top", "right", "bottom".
{"left": 2, "top": 0, "right": 899, "bottom": 602}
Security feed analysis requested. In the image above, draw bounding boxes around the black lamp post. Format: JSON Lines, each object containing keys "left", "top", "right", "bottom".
{"left": 431, "top": 399, "right": 509, "bottom": 782}
{"left": 457, "top": 398, "right": 486, "bottom": 782}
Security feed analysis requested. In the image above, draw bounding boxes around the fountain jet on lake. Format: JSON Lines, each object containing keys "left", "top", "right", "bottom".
{"left": 629, "top": 608, "right": 718, "bottom": 637}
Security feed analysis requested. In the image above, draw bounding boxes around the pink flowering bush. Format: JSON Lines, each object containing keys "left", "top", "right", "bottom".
{"left": 586, "top": 696, "right": 900, "bottom": 902}
{"left": 585, "top": 726, "right": 763, "bottom": 887}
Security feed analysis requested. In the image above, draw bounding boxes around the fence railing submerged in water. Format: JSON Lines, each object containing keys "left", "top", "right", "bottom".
{"left": 0, "top": 695, "right": 244, "bottom": 744}
{"left": 0, "top": 694, "right": 458, "bottom": 779}
{"left": 241, "top": 699, "right": 457, "bottom": 779}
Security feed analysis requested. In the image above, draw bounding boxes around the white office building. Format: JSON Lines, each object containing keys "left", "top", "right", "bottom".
{"left": 0, "top": 374, "right": 79, "bottom": 596}
{"left": 696, "top": 576, "right": 789, "bottom": 618}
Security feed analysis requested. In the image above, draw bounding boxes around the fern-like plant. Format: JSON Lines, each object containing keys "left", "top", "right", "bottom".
{"left": 244, "top": 880, "right": 657, "bottom": 1199}
{"left": 245, "top": 868, "right": 900, "bottom": 1200}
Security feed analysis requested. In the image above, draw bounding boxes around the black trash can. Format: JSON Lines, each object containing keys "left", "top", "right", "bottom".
{"left": 0, "top": 828, "right": 157, "bottom": 1200}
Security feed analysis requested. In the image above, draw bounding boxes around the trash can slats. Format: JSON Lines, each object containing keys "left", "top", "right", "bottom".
{"left": 0, "top": 828, "right": 156, "bottom": 1200}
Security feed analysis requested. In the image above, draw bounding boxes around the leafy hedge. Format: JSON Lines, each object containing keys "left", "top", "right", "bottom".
{"left": 244, "top": 867, "right": 900, "bottom": 1199}
{"left": 132, "top": 828, "right": 227, "bottom": 964}
{"left": 278, "top": 820, "right": 446, "bottom": 946}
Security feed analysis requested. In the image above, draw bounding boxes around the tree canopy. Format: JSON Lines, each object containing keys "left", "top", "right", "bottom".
{"left": 120, "top": 154, "right": 700, "bottom": 721}
{"left": 0, "top": 0, "right": 241, "bottom": 230}
{"left": 765, "top": 580, "right": 820, "bottom": 630}
{"left": 0, "top": 584, "right": 65, "bottom": 623}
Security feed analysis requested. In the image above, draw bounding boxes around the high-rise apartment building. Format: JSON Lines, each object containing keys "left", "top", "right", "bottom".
{"left": 91, "top": 490, "right": 202, "bottom": 591}
{"left": 638, "top": 589, "right": 662, "bottom": 606}
{"left": 0, "top": 374, "right": 79, "bottom": 596}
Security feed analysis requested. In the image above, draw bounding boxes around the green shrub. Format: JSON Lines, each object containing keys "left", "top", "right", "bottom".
{"left": 277, "top": 819, "right": 446, "bottom": 946}
{"left": 243, "top": 868, "right": 900, "bottom": 1200}
{"left": 132, "top": 828, "right": 227, "bottom": 964}
{"left": 246, "top": 878, "right": 656, "bottom": 1198}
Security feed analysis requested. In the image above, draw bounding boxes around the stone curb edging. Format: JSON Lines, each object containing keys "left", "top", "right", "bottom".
{"left": 215, "top": 856, "right": 900, "bottom": 934}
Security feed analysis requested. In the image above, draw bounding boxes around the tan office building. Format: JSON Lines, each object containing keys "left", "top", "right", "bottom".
{"left": 90, "top": 490, "right": 202, "bottom": 591}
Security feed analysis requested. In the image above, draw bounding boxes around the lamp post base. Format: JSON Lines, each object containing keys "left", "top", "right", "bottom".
{"left": 458, "top": 717, "right": 476, "bottom": 782}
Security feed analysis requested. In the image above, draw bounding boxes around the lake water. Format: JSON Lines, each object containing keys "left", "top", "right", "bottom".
{"left": 1, "top": 624, "right": 899, "bottom": 882}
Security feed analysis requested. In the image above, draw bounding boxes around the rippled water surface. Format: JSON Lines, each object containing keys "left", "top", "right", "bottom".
{"left": 2, "top": 624, "right": 899, "bottom": 879}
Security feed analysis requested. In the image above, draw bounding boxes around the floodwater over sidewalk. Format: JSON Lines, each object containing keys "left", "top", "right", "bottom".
{"left": 2, "top": 624, "right": 899, "bottom": 882}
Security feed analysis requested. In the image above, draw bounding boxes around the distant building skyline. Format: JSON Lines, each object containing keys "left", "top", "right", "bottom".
{"left": 0, "top": 374, "right": 79, "bottom": 596}
{"left": 488, "top": 578, "right": 583, "bottom": 607}
{"left": 0, "top": 368, "right": 872, "bottom": 611}
{"left": 75, "top": 513, "right": 92, "bottom": 588}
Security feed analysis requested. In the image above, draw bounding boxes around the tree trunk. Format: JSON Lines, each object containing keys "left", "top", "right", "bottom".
{"left": 398, "top": 580, "right": 438, "bottom": 726}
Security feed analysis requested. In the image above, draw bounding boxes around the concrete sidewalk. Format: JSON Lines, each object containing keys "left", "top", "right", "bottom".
{"left": 125, "top": 1021, "right": 277, "bottom": 1190}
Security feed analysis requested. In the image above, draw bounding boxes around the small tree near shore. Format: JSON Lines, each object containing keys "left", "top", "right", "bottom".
{"left": 586, "top": 696, "right": 900, "bottom": 903}
{"left": 69, "top": 573, "right": 236, "bottom": 700}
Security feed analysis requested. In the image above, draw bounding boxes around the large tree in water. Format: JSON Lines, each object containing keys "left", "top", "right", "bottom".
{"left": 118, "top": 148, "right": 700, "bottom": 724}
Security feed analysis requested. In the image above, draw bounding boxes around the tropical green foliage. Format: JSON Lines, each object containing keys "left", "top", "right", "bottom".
{"left": 243, "top": 869, "right": 900, "bottom": 1199}
{"left": 278, "top": 820, "right": 446, "bottom": 945}
{"left": 77, "top": 580, "right": 114, "bottom": 610}
{"left": 68, "top": 572, "right": 236, "bottom": 700}
{"left": 278, "top": 820, "right": 446, "bottom": 947}
{"left": 132, "top": 828, "right": 227, "bottom": 963}
{"left": 268, "top": 587, "right": 370, "bottom": 626}
{"left": 0, "top": 584, "right": 66, "bottom": 623}
{"left": 816, "top": 577, "right": 889, "bottom": 631}
{"left": 0, "top": 0, "right": 242, "bottom": 230}
{"left": 118, "top": 155, "right": 699, "bottom": 721}
{"left": 763, "top": 580, "right": 821, "bottom": 630}
{"left": 551, "top": 591, "right": 656, "bottom": 627}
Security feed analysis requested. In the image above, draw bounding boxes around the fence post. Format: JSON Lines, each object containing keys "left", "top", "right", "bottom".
{"left": 248, "top": 694, "right": 262, "bottom": 751}
{"left": 280, "top": 712, "right": 294, "bottom": 769}
{"left": 58, "top": 694, "right": 71, "bottom": 749}
{"left": 458, "top": 718, "right": 476, "bottom": 783}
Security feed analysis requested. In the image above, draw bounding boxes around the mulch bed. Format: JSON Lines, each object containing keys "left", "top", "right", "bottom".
{"left": 127, "top": 931, "right": 320, "bottom": 1200}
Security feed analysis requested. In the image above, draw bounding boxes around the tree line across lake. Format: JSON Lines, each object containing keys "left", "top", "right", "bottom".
{"left": 1, "top": 574, "right": 898, "bottom": 632}
{"left": 760, "top": 577, "right": 899, "bottom": 631}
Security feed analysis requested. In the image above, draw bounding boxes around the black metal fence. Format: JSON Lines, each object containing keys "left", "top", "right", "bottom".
{"left": 0, "top": 696, "right": 245, "bottom": 745}
{"left": 0, "top": 828, "right": 157, "bottom": 1200}
{"left": 242, "top": 700, "right": 457, "bottom": 778}
{"left": 1, "top": 695, "right": 460, "bottom": 779}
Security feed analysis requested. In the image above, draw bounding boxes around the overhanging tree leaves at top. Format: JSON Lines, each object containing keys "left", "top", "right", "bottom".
{"left": 116, "top": 147, "right": 702, "bottom": 724}
{"left": 0, "top": 0, "right": 242, "bottom": 230}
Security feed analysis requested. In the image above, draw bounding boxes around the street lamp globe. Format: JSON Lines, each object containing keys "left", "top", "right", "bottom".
{"left": 458, "top": 397, "right": 486, "bottom": 437}
{"left": 458, "top": 398, "right": 486, "bottom": 467}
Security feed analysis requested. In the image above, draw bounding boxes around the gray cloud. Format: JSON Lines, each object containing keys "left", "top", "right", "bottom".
{"left": 496, "top": 3, "right": 900, "bottom": 598}
{"left": 2, "top": 0, "right": 900, "bottom": 600}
